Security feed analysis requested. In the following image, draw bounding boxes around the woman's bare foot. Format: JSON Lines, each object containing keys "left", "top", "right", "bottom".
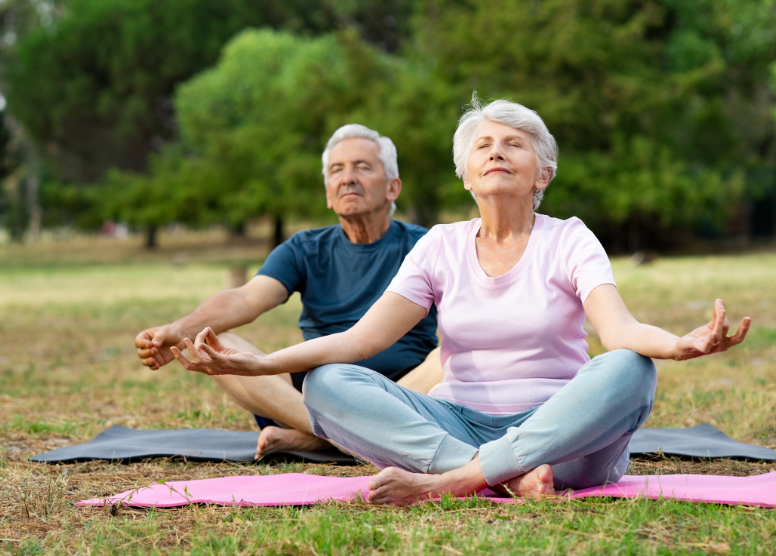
{"left": 367, "top": 456, "right": 492, "bottom": 505}
{"left": 501, "top": 464, "right": 555, "bottom": 498}
{"left": 255, "top": 426, "right": 331, "bottom": 459}
{"left": 367, "top": 467, "right": 450, "bottom": 505}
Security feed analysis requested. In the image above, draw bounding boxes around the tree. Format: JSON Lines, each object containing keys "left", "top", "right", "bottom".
{"left": 409, "top": 0, "right": 776, "bottom": 249}
{"left": 109, "top": 29, "right": 400, "bottom": 245}
{"left": 6, "top": 0, "right": 339, "bottom": 183}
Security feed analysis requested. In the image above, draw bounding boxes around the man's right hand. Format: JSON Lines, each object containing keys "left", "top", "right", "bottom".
{"left": 135, "top": 325, "right": 185, "bottom": 370}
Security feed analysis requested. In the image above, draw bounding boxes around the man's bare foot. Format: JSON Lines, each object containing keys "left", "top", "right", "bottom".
{"left": 255, "top": 426, "right": 331, "bottom": 459}
{"left": 501, "top": 464, "right": 555, "bottom": 499}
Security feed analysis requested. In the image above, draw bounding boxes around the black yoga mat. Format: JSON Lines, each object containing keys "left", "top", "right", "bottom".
{"left": 29, "top": 423, "right": 776, "bottom": 465}
{"left": 29, "top": 425, "right": 359, "bottom": 465}
{"left": 628, "top": 423, "right": 776, "bottom": 460}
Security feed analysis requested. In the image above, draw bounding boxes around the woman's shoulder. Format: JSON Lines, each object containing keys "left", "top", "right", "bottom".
{"left": 428, "top": 219, "right": 479, "bottom": 236}
{"left": 424, "top": 219, "right": 477, "bottom": 248}
{"left": 537, "top": 214, "right": 596, "bottom": 241}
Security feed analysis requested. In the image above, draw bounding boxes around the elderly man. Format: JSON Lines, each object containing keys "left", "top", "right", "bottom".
{"left": 135, "top": 124, "right": 442, "bottom": 458}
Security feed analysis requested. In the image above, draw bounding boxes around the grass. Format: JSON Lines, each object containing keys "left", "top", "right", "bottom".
{"left": 1, "top": 239, "right": 776, "bottom": 555}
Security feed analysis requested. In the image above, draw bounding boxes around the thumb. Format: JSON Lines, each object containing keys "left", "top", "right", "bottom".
{"left": 152, "top": 326, "right": 179, "bottom": 348}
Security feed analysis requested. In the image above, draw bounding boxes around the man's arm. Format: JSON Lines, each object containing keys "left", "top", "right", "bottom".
{"left": 583, "top": 284, "right": 750, "bottom": 360}
{"left": 135, "top": 275, "right": 289, "bottom": 369}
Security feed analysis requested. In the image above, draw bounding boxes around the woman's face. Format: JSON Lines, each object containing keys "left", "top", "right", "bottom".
{"left": 464, "top": 119, "right": 549, "bottom": 202}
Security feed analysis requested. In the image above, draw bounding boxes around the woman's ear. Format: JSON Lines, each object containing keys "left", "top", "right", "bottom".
{"left": 463, "top": 178, "right": 473, "bottom": 191}
{"left": 534, "top": 167, "right": 551, "bottom": 190}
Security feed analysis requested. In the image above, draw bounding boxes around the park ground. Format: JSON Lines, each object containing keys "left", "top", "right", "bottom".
{"left": 1, "top": 231, "right": 776, "bottom": 555}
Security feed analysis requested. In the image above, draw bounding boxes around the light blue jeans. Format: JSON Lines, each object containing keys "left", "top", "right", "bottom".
{"left": 303, "top": 349, "right": 657, "bottom": 489}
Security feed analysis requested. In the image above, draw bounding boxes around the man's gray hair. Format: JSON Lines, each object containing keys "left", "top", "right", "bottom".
{"left": 453, "top": 95, "right": 558, "bottom": 211}
{"left": 321, "top": 124, "right": 399, "bottom": 216}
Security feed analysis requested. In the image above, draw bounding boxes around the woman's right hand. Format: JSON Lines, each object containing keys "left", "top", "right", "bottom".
{"left": 171, "top": 327, "right": 269, "bottom": 376}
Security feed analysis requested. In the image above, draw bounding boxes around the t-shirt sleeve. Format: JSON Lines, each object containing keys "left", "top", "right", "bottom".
{"left": 256, "top": 237, "right": 304, "bottom": 298}
{"left": 561, "top": 218, "right": 615, "bottom": 302}
{"left": 385, "top": 227, "right": 440, "bottom": 316}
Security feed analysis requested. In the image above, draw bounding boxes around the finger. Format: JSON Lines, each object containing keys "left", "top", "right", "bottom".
{"left": 137, "top": 348, "right": 155, "bottom": 359}
{"left": 134, "top": 330, "right": 154, "bottom": 349}
{"left": 711, "top": 308, "right": 726, "bottom": 345}
{"left": 195, "top": 328, "right": 209, "bottom": 348}
{"left": 140, "top": 356, "right": 159, "bottom": 368}
{"left": 727, "top": 317, "right": 751, "bottom": 346}
{"left": 183, "top": 338, "right": 204, "bottom": 363}
{"left": 199, "top": 343, "right": 228, "bottom": 363}
{"left": 171, "top": 346, "right": 211, "bottom": 375}
{"left": 193, "top": 330, "right": 215, "bottom": 361}
{"left": 204, "top": 327, "right": 225, "bottom": 351}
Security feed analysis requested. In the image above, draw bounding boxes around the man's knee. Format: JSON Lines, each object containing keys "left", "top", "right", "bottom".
{"left": 216, "top": 331, "right": 242, "bottom": 349}
{"left": 302, "top": 364, "right": 375, "bottom": 411}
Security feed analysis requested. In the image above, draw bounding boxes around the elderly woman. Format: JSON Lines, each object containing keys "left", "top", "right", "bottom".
{"left": 172, "top": 98, "right": 750, "bottom": 504}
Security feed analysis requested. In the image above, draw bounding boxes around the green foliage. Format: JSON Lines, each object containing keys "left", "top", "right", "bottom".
{"left": 6, "top": 0, "right": 776, "bottom": 245}
{"left": 109, "top": 29, "right": 400, "bottom": 235}
{"left": 410, "top": 0, "right": 776, "bottom": 245}
{"left": 6, "top": 0, "right": 337, "bottom": 182}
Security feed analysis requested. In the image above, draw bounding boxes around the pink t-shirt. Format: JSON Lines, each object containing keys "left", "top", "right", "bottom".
{"left": 386, "top": 214, "right": 615, "bottom": 415}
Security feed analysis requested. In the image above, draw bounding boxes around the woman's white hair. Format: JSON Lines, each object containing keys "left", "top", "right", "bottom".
{"left": 453, "top": 95, "right": 558, "bottom": 210}
{"left": 321, "top": 124, "right": 398, "bottom": 217}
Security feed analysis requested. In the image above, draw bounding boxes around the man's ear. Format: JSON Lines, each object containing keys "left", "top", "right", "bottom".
{"left": 386, "top": 177, "right": 402, "bottom": 202}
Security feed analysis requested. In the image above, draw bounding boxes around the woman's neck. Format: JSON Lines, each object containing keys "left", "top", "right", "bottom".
{"left": 476, "top": 193, "right": 535, "bottom": 242}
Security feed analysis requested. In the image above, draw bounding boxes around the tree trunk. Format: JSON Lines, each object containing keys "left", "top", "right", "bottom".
{"left": 229, "top": 221, "right": 247, "bottom": 239}
{"left": 145, "top": 226, "right": 158, "bottom": 249}
{"left": 273, "top": 215, "right": 284, "bottom": 248}
{"left": 26, "top": 169, "right": 41, "bottom": 241}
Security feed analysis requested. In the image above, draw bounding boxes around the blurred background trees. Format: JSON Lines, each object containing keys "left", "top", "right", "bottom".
{"left": 2, "top": 0, "right": 775, "bottom": 250}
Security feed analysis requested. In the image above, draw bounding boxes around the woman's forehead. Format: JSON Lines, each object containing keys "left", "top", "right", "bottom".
{"left": 473, "top": 119, "right": 531, "bottom": 141}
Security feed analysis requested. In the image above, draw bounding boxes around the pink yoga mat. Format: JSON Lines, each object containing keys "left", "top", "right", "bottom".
{"left": 77, "top": 472, "right": 776, "bottom": 508}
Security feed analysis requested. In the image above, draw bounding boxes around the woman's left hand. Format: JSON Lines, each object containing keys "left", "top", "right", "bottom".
{"left": 171, "top": 327, "right": 267, "bottom": 376}
{"left": 672, "top": 299, "right": 751, "bottom": 361}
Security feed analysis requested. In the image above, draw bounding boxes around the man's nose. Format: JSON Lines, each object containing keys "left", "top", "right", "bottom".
{"left": 338, "top": 167, "right": 358, "bottom": 186}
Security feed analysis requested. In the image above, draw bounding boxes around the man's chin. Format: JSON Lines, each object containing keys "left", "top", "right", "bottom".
{"left": 334, "top": 204, "right": 370, "bottom": 217}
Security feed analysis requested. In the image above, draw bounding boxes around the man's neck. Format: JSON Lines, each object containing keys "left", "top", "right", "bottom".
{"left": 339, "top": 212, "right": 392, "bottom": 244}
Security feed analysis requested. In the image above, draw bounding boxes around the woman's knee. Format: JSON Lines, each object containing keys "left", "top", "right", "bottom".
{"left": 601, "top": 349, "right": 656, "bottom": 391}
{"left": 302, "top": 364, "right": 374, "bottom": 411}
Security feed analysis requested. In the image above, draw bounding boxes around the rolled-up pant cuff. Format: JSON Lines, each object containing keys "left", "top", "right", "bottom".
{"left": 479, "top": 435, "right": 524, "bottom": 486}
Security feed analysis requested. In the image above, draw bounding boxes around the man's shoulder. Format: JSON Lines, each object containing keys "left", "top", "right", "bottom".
{"left": 285, "top": 224, "right": 342, "bottom": 248}
{"left": 390, "top": 219, "right": 430, "bottom": 244}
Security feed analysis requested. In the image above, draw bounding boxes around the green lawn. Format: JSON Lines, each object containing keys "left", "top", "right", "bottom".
{"left": 1, "top": 246, "right": 775, "bottom": 555}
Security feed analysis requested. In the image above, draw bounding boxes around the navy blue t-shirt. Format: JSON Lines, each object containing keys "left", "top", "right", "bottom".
{"left": 257, "top": 220, "right": 438, "bottom": 391}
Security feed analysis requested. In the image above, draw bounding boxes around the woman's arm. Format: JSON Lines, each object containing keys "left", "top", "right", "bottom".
{"left": 583, "top": 284, "right": 751, "bottom": 360}
{"left": 171, "top": 292, "right": 427, "bottom": 376}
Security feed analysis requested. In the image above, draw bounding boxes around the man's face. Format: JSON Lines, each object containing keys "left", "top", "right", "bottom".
{"left": 325, "top": 138, "right": 400, "bottom": 217}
